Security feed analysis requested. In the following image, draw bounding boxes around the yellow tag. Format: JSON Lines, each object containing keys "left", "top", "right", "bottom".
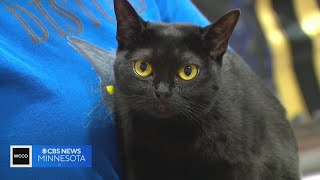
{"left": 106, "top": 85, "right": 115, "bottom": 95}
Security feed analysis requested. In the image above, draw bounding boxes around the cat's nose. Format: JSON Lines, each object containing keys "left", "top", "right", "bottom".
{"left": 154, "top": 82, "right": 172, "bottom": 99}
{"left": 154, "top": 90, "right": 171, "bottom": 99}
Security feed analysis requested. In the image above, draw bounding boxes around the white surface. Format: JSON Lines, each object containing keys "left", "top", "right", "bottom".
{"left": 303, "top": 174, "right": 320, "bottom": 180}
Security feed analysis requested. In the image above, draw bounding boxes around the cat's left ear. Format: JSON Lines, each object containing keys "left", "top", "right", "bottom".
{"left": 114, "top": 0, "right": 146, "bottom": 49}
{"left": 202, "top": 9, "right": 240, "bottom": 62}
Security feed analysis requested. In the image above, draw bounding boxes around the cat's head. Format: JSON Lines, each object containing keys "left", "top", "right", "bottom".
{"left": 113, "top": 0, "right": 239, "bottom": 118}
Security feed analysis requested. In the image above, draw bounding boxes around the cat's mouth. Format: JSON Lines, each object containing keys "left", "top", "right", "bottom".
{"left": 143, "top": 102, "right": 177, "bottom": 118}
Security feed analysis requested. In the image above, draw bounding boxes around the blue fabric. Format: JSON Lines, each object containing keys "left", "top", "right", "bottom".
{"left": 0, "top": 0, "right": 209, "bottom": 179}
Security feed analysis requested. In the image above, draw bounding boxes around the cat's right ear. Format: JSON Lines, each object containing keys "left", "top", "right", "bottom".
{"left": 202, "top": 10, "right": 240, "bottom": 63}
{"left": 114, "top": 0, "right": 146, "bottom": 49}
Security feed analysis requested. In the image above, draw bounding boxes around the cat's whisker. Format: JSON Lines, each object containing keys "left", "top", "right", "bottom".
{"left": 180, "top": 107, "right": 215, "bottom": 144}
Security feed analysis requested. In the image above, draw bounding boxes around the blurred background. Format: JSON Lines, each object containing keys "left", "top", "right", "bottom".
{"left": 192, "top": 0, "right": 320, "bottom": 178}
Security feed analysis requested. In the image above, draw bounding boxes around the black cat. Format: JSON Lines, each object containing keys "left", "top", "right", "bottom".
{"left": 112, "top": 0, "right": 300, "bottom": 179}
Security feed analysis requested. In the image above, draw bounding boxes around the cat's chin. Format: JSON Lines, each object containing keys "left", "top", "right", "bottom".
{"left": 147, "top": 112, "right": 175, "bottom": 119}
{"left": 142, "top": 104, "right": 177, "bottom": 119}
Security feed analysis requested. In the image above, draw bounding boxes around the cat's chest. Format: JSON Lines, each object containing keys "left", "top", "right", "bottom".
{"left": 126, "top": 115, "right": 198, "bottom": 156}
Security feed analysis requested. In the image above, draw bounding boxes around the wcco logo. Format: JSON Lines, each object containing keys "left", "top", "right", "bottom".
{"left": 10, "top": 145, "right": 32, "bottom": 168}
{"left": 13, "top": 154, "right": 29, "bottom": 158}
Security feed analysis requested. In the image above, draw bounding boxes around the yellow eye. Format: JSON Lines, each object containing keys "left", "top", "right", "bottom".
{"left": 133, "top": 60, "right": 153, "bottom": 77}
{"left": 178, "top": 65, "right": 198, "bottom": 80}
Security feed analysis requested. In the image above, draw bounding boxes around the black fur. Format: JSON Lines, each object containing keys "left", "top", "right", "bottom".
{"left": 112, "top": 0, "right": 300, "bottom": 179}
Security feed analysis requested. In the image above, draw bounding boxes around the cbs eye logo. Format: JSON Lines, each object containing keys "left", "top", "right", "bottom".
{"left": 10, "top": 145, "right": 32, "bottom": 168}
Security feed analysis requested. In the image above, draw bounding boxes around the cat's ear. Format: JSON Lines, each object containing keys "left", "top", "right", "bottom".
{"left": 114, "top": 0, "right": 146, "bottom": 48}
{"left": 202, "top": 9, "right": 240, "bottom": 62}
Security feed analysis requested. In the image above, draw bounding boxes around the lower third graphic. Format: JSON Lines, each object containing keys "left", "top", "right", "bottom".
{"left": 10, "top": 145, "right": 92, "bottom": 168}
